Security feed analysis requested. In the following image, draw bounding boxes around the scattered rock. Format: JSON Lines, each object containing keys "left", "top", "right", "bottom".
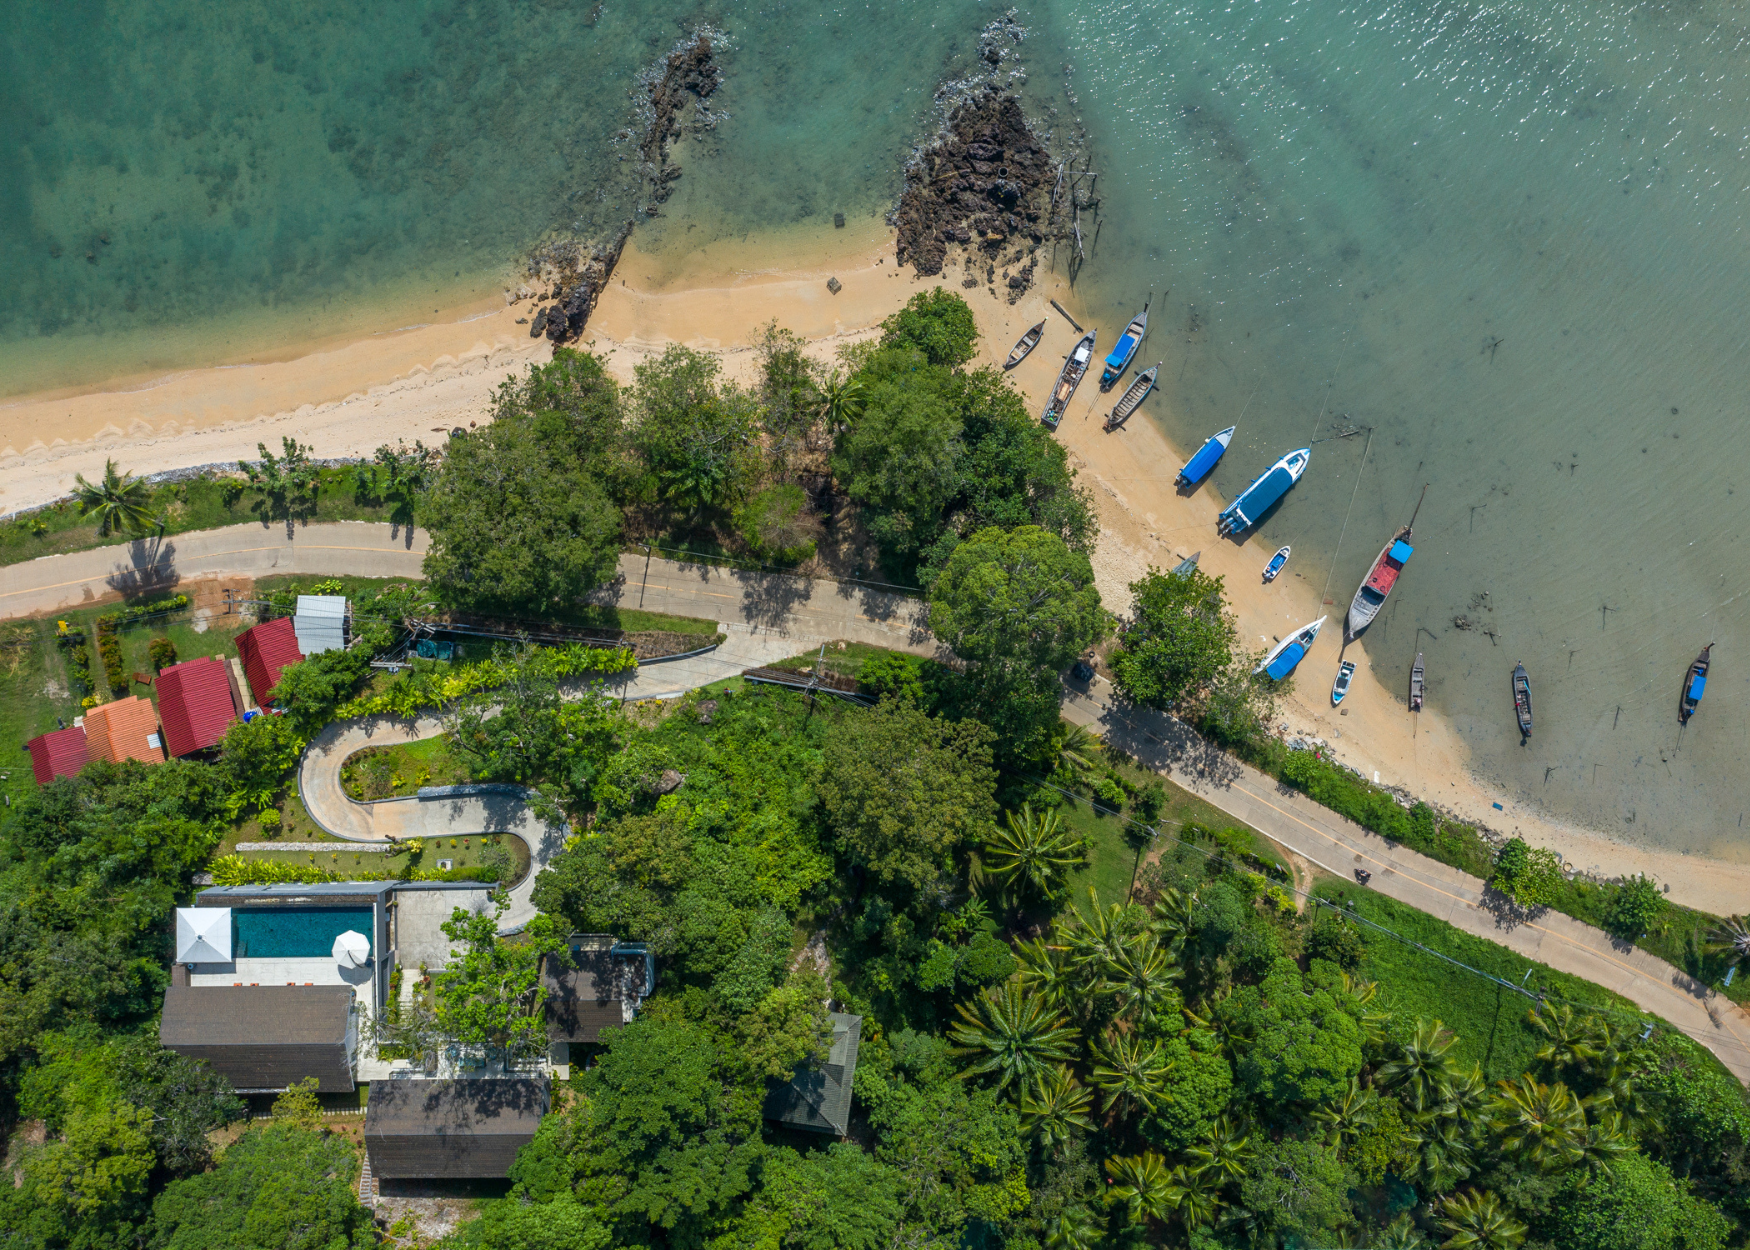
{"left": 695, "top": 699, "right": 718, "bottom": 724}
{"left": 834, "top": 212, "right": 846, "bottom": 228}
{"left": 826, "top": 276, "right": 842, "bottom": 294}
{"left": 655, "top": 769, "right": 686, "bottom": 795}
{"left": 529, "top": 308, "right": 548, "bottom": 337}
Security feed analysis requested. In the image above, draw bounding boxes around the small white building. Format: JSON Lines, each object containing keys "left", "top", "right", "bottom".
{"left": 293, "top": 595, "right": 348, "bottom": 655}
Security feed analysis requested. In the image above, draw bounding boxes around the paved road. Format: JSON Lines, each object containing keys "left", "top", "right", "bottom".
{"left": 1060, "top": 675, "right": 1750, "bottom": 1085}
{"left": 10, "top": 522, "right": 1749, "bottom": 1080}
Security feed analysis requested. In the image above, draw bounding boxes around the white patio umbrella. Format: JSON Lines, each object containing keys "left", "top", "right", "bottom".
{"left": 332, "top": 930, "right": 371, "bottom": 967}
{"left": 175, "top": 908, "right": 231, "bottom": 964}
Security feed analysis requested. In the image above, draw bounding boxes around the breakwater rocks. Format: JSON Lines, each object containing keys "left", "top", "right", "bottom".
{"left": 893, "top": 88, "right": 1060, "bottom": 302}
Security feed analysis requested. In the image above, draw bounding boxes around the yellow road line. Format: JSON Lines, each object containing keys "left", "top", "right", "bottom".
{"left": 1, "top": 543, "right": 422, "bottom": 600}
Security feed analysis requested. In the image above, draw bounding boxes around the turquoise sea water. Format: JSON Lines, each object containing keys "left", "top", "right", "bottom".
{"left": 9, "top": 1, "right": 1750, "bottom": 855}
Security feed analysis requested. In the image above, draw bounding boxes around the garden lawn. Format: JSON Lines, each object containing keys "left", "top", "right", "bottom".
{"left": 340, "top": 736, "right": 468, "bottom": 801}
{"left": 0, "top": 618, "right": 82, "bottom": 809}
{"left": 1312, "top": 880, "right": 1650, "bottom": 1084}
{"left": 0, "top": 468, "right": 396, "bottom": 568}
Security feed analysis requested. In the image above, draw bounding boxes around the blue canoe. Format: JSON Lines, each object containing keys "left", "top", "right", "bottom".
{"left": 1176, "top": 425, "right": 1236, "bottom": 487}
{"left": 1218, "top": 447, "right": 1310, "bottom": 536}
{"left": 1680, "top": 644, "right": 1712, "bottom": 724}
{"left": 1256, "top": 615, "right": 1326, "bottom": 680}
{"left": 1100, "top": 305, "right": 1149, "bottom": 388}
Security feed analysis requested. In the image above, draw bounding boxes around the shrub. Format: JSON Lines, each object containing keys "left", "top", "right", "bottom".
{"left": 733, "top": 484, "right": 819, "bottom": 564}
{"left": 878, "top": 289, "right": 979, "bottom": 368}
{"left": 256, "top": 809, "right": 282, "bottom": 833}
{"left": 96, "top": 624, "right": 128, "bottom": 694}
{"left": 210, "top": 856, "right": 340, "bottom": 886}
{"left": 1605, "top": 876, "right": 1667, "bottom": 941}
{"left": 1491, "top": 837, "right": 1564, "bottom": 910}
{"left": 1133, "top": 780, "right": 1166, "bottom": 825}
{"left": 148, "top": 636, "right": 177, "bottom": 671}
{"left": 1095, "top": 777, "right": 1128, "bottom": 811}
{"left": 1308, "top": 918, "right": 1367, "bottom": 969}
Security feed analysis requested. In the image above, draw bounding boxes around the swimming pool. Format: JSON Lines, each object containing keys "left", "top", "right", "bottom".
{"left": 232, "top": 908, "right": 374, "bottom": 960}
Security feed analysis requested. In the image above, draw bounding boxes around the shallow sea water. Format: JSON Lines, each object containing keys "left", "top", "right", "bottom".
{"left": 9, "top": 0, "right": 1750, "bottom": 854}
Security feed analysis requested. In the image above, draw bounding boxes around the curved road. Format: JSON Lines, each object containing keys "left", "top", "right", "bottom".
{"left": 6, "top": 522, "right": 1750, "bottom": 1082}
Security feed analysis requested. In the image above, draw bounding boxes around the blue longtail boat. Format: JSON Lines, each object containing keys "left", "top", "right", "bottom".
{"left": 1680, "top": 644, "right": 1712, "bottom": 724}
{"left": 1099, "top": 304, "right": 1148, "bottom": 389}
{"left": 1175, "top": 426, "right": 1235, "bottom": 488}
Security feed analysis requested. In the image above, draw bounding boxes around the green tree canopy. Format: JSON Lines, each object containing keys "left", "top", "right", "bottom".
{"left": 929, "top": 525, "right": 1107, "bottom": 673}
{"left": 630, "top": 344, "right": 762, "bottom": 520}
{"left": 434, "top": 899, "right": 564, "bottom": 1060}
{"left": 880, "top": 288, "right": 980, "bottom": 368}
{"left": 817, "top": 698, "right": 997, "bottom": 892}
{"left": 833, "top": 350, "right": 964, "bottom": 557}
{"left": 1108, "top": 566, "right": 1237, "bottom": 709}
{"left": 1217, "top": 958, "right": 1366, "bottom": 1108}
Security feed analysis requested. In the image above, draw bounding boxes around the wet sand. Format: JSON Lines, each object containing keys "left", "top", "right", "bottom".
{"left": 2, "top": 222, "right": 1745, "bottom": 912}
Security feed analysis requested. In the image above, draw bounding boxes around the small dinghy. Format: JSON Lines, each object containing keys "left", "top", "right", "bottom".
{"left": 1104, "top": 365, "right": 1159, "bottom": 430}
{"left": 1176, "top": 425, "right": 1236, "bottom": 488}
{"left": 1410, "top": 653, "right": 1425, "bottom": 712}
{"left": 1043, "top": 330, "right": 1096, "bottom": 430}
{"left": 1005, "top": 321, "right": 1045, "bottom": 370}
{"left": 1680, "top": 644, "right": 1713, "bottom": 724}
{"left": 1256, "top": 615, "right": 1326, "bottom": 681}
{"left": 1218, "top": 448, "right": 1310, "bottom": 536}
{"left": 1100, "top": 304, "right": 1149, "bottom": 389}
{"left": 1332, "top": 660, "right": 1356, "bottom": 706}
{"left": 1262, "top": 546, "right": 1291, "bottom": 582}
{"left": 1170, "top": 551, "right": 1201, "bottom": 578}
{"left": 1512, "top": 662, "right": 1533, "bottom": 737}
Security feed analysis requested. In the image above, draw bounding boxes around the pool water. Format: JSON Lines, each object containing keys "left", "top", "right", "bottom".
{"left": 233, "top": 908, "right": 373, "bottom": 960}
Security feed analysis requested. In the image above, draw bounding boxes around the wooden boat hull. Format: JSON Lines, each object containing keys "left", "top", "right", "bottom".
{"left": 1170, "top": 551, "right": 1201, "bottom": 578}
{"left": 1512, "top": 663, "right": 1533, "bottom": 736}
{"left": 1347, "top": 527, "right": 1413, "bottom": 637}
{"left": 1100, "top": 307, "right": 1148, "bottom": 388}
{"left": 1043, "top": 330, "right": 1096, "bottom": 430}
{"left": 1256, "top": 615, "right": 1326, "bottom": 680}
{"left": 1410, "top": 653, "right": 1425, "bottom": 711}
{"left": 1332, "top": 660, "right": 1356, "bottom": 705}
{"left": 1262, "top": 546, "right": 1290, "bottom": 582}
{"left": 1104, "top": 365, "right": 1159, "bottom": 430}
{"left": 1680, "top": 644, "right": 1712, "bottom": 724}
{"left": 1005, "top": 321, "right": 1045, "bottom": 370}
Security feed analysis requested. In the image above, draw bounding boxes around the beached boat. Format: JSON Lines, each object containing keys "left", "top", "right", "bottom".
{"left": 1005, "top": 321, "right": 1045, "bottom": 370}
{"left": 1410, "top": 653, "right": 1425, "bottom": 711}
{"left": 1680, "top": 644, "right": 1713, "bottom": 724}
{"left": 1176, "top": 425, "right": 1235, "bottom": 488}
{"left": 1100, "top": 304, "right": 1149, "bottom": 389}
{"left": 1346, "top": 486, "right": 1427, "bottom": 638}
{"left": 1332, "top": 660, "right": 1356, "bottom": 705}
{"left": 1171, "top": 551, "right": 1201, "bottom": 577}
{"left": 1104, "top": 365, "right": 1159, "bottom": 430}
{"left": 1043, "top": 330, "right": 1096, "bottom": 431}
{"left": 1512, "top": 662, "right": 1533, "bottom": 737}
{"left": 1217, "top": 448, "right": 1310, "bottom": 536}
{"left": 1262, "top": 546, "right": 1291, "bottom": 582}
{"left": 1255, "top": 616, "right": 1326, "bottom": 680}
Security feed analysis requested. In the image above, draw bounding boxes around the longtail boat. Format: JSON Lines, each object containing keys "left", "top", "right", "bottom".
{"left": 1256, "top": 615, "right": 1326, "bottom": 680}
{"left": 1512, "top": 662, "right": 1533, "bottom": 737}
{"left": 1680, "top": 644, "right": 1713, "bottom": 724}
{"left": 1262, "top": 546, "right": 1291, "bottom": 582}
{"left": 1043, "top": 330, "right": 1096, "bottom": 430}
{"left": 1005, "top": 321, "right": 1045, "bottom": 369}
{"left": 1410, "top": 653, "right": 1425, "bottom": 711}
{"left": 1100, "top": 304, "right": 1149, "bottom": 389}
{"left": 1217, "top": 448, "right": 1310, "bottom": 536}
{"left": 1104, "top": 365, "right": 1159, "bottom": 430}
{"left": 1176, "top": 425, "right": 1235, "bottom": 488}
{"left": 1171, "top": 551, "right": 1201, "bottom": 577}
{"left": 1346, "top": 485, "right": 1428, "bottom": 638}
{"left": 1332, "top": 660, "right": 1356, "bottom": 706}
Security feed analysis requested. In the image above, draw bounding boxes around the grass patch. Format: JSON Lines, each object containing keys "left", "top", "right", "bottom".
{"left": 228, "top": 832, "right": 530, "bottom": 885}
{"left": 1312, "top": 881, "right": 1647, "bottom": 1084}
{"left": 0, "top": 468, "right": 395, "bottom": 569}
{"left": 0, "top": 618, "right": 83, "bottom": 809}
{"left": 768, "top": 641, "right": 912, "bottom": 683}
{"left": 340, "top": 737, "right": 468, "bottom": 801}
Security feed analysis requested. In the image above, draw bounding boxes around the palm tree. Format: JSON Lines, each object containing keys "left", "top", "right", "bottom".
{"left": 1408, "top": 1112, "right": 1478, "bottom": 1190}
{"left": 949, "top": 978, "right": 1079, "bottom": 1095}
{"left": 1311, "top": 1076, "right": 1379, "bottom": 1146}
{"left": 1528, "top": 1004, "right": 1605, "bottom": 1072}
{"left": 1053, "top": 722, "right": 1099, "bottom": 786}
{"left": 1378, "top": 1018, "right": 1460, "bottom": 1112}
{"left": 1104, "top": 1153, "right": 1182, "bottom": 1225}
{"left": 1058, "top": 889, "right": 1141, "bottom": 975}
{"left": 1378, "top": 1214, "right": 1432, "bottom": 1249}
{"left": 1044, "top": 1205, "right": 1102, "bottom": 1250}
{"left": 1489, "top": 1075, "right": 1587, "bottom": 1171}
{"left": 1186, "top": 1115, "right": 1254, "bottom": 1184}
{"left": 985, "top": 804, "right": 1086, "bottom": 902}
{"left": 73, "top": 460, "right": 154, "bottom": 537}
{"left": 1091, "top": 1030, "right": 1173, "bottom": 1117}
{"left": 816, "top": 371, "right": 865, "bottom": 431}
{"left": 1019, "top": 1065, "right": 1095, "bottom": 1149}
{"left": 1436, "top": 1189, "right": 1527, "bottom": 1250}
{"left": 1577, "top": 1110, "right": 1631, "bottom": 1173}
{"left": 1013, "top": 935, "right": 1075, "bottom": 1006}
{"left": 1170, "top": 1163, "right": 1225, "bottom": 1230}
{"left": 1098, "top": 934, "right": 1182, "bottom": 1027}
{"left": 1704, "top": 914, "right": 1750, "bottom": 979}
{"left": 1150, "top": 887, "right": 1198, "bottom": 957}
{"left": 1440, "top": 1062, "right": 1492, "bottom": 1126}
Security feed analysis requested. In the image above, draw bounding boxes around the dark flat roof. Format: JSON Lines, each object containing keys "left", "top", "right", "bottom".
{"left": 366, "top": 1078, "right": 549, "bottom": 1179}
{"left": 160, "top": 984, "right": 353, "bottom": 1046}
{"left": 542, "top": 951, "right": 638, "bottom": 1045}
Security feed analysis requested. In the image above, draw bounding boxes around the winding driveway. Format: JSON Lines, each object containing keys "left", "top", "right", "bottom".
{"left": 7, "top": 521, "right": 1750, "bottom": 1082}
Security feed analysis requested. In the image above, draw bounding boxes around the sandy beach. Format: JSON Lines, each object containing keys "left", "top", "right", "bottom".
{"left": 2, "top": 219, "right": 1746, "bottom": 913}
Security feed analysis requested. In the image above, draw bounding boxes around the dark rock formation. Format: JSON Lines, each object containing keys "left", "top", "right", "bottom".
{"left": 544, "top": 221, "right": 633, "bottom": 344}
{"left": 642, "top": 35, "right": 720, "bottom": 204}
{"left": 892, "top": 89, "right": 1060, "bottom": 297}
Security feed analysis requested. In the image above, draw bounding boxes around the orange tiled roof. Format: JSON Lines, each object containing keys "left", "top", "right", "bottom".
{"left": 82, "top": 696, "right": 165, "bottom": 766}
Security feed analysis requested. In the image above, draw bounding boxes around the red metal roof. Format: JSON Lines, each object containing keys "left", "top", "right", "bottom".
{"left": 27, "top": 726, "right": 89, "bottom": 785}
{"left": 156, "top": 657, "right": 239, "bottom": 757}
{"left": 234, "top": 616, "right": 305, "bottom": 708}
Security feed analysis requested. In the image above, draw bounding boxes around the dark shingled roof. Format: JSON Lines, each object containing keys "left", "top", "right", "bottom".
{"left": 159, "top": 984, "right": 355, "bottom": 1092}
{"left": 366, "top": 1079, "right": 550, "bottom": 1179}
{"left": 27, "top": 726, "right": 88, "bottom": 785}
{"left": 234, "top": 615, "right": 304, "bottom": 708}
{"left": 763, "top": 1012, "right": 861, "bottom": 1136}
{"left": 542, "top": 950, "right": 639, "bottom": 1045}
{"left": 155, "top": 656, "right": 238, "bottom": 757}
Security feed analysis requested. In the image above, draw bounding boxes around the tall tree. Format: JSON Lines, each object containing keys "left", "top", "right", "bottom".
{"left": 983, "top": 804, "right": 1086, "bottom": 902}
{"left": 832, "top": 351, "right": 964, "bottom": 557}
{"left": 1436, "top": 1189, "right": 1527, "bottom": 1250}
{"left": 949, "top": 977, "right": 1079, "bottom": 1095}
{"left": 631, "top": 344, "right": 761, "bottom": 521}
{"left": 73, "top": 459, "right": 155, "bottom": 538}
{"left": 433, "top": 898, "right": 564, "bottom": 1061}
{"left": 240, "top": 437, "right": 322, "bottom": 534}
{"left": 879, "top": 288, "right": 979, "bottom": 368}
{"left": 928, "top": 524, "right": 1107, "bottom": 672}
{"left": 1108, "top": 566, "right": 1236, "bottom": 709}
